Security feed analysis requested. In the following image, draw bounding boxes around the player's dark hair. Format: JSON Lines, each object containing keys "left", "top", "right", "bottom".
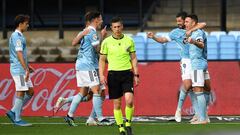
{"left": 111, "top": 16, "right": 123, "bottom": 25}
{"left": 176, "top": 11, "right": 188, "bottom": 20}
{"left": 84, "top": 11, "right": 91, "bottom": 23}
{"left": 186, "top": 14, "right": 198, "bottom": 23}
{"left": 14, "top": 14, "right": 30, "bottom": 29}
{"left": 87, "top": 11, "right": 101, "bottom": 22}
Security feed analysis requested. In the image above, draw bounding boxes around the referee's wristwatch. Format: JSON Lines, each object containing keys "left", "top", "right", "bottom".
{"left": 134, "top": 74, "right": 139, "bottom": 78}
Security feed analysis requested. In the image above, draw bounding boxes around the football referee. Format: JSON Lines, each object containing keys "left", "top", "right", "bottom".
{"left": 99, "top": 16, "right": 139, "bottom": 135}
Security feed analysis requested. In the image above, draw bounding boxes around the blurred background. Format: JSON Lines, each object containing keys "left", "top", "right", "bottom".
{"left": 0, "top": 0, "right": 240, "bottom": 62}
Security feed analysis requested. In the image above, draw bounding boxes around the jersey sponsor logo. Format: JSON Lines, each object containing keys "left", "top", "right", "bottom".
{"left": 16, "top": 39, "right": 22, "bottom": 47}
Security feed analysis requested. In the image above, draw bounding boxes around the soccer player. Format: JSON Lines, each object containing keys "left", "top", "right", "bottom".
{"left": 54, "top": 12, "right": 111, "bottom": 126}
{"left": 185, "top": 14, "right": 209, "bottom": 124}
{"left": 6, "top": 14, "right": 34, "bottom": 126}
{"left": 99, "top": 16, "right": 139, "bottom": 135}
{"left": 63, "top": 11, "right": 109, "bottom": 126}
{"left": 147, "top": 12, "right": 206, "bottom": 122}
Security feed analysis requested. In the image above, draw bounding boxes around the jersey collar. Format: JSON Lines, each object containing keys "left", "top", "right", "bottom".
{"left": 87, "top": 25, "right": 96, "bottom": 32}
{"left": 15, "top": 29, "right": 23, "bottom": 36}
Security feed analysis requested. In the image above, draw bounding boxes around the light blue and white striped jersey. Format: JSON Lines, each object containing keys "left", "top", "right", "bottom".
{"left": 189, "top": 29, "right": 208, "bottom": 70}
{"left": 9, "top": 30, "right": 28, "bottom": 76}
{"left": 167, "top": 28, "right": 190, "bottom": 59}
{"left": 75, "top": 26, "right": 99, "bottom": 71}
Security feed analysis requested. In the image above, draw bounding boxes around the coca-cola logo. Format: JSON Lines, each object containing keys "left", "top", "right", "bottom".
{"left": 0, "top": 67, "right": 77, "bottom": 113}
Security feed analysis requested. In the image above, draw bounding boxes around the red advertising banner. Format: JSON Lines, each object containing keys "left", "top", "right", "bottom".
{"left": 0, "top": 62, "right": 240, "bottom": 116}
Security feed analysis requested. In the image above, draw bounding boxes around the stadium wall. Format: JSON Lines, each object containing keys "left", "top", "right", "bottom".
{"left": 0, "top": 61, "right": 240, "bottom": 116}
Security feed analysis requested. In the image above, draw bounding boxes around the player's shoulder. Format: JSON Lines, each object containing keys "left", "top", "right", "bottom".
{"left": 11, "top": 31, "right": 22, "bottom": 38}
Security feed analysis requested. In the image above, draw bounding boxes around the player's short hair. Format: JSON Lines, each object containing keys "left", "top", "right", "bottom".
{"left": 14, "top": 14, "right": 30, "bottom": 28}
{"left": 87, "top": 11, "right": 101, "bottom": 22}
{"left": 111, "top": 16, "right": 123, "bottom": 25}
{"left": 84, "top": 11, "right": 91, "bottom": 23}
{"left": 176, "top": 11, "right": 188, "bottom": 20}
{"left": 186, "top": 14, "right": 198, "bottom": 23}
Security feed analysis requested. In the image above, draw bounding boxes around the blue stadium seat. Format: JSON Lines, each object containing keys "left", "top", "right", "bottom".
{"left": 207, "top": 42, "right": 218, "bottom": 60}
{"left": 219, "top": 35, "right": 237, "bottom": 60}
{"left": 136, "top": 32, "right": 147, "bottom": 42}
{"left": 147, "top": 38, "right": 164, "bottom": 60}
{"left": 207, "top": 35, "right": 219, "bottom": 60}
{"left": 210, "top": 31, "right": 226, "bottom": 41}
{"left": 132, "top": 36, "right": 146, "bottom": 60}
{"left": 165, "top": 42, "right": 180, "bottom": 60}
{"left": 228, "top": 31, "right": 240, "bottom": 40}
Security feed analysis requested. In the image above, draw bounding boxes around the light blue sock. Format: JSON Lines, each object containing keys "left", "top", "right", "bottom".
{"left": 204, "top": 91, "right": 210, "bottom": 106}
{"left": 68, "top": 93, "right": 83, "bottom": 117}
{"left": 93, "top": 94, "right": 104, "bottom": 121}
{"left": 177, "top": 87, "right": 187, "bottom": 110}
{"left": 65, "top": 96, "right": 74, "bottom": 103}
{"left": 189, "top": 90, "right": 198, "bottom": 115}
{"left": 22, "top": 93, "right": 32, "bottom": 106}
{"left": 89, "top": 109, "right": 97, "bottom": 119}
{"left": 11, "top": 97, "right": 23, "bottom": 122}
{"left": 195, "top": 92, "right": 207, "bottom": 121}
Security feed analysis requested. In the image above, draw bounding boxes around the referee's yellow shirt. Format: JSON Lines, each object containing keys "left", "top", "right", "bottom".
{"left": 100, "top": 34, "right": 136, "bottom": 71}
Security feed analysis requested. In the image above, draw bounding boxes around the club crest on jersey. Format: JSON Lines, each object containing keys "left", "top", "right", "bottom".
{"left": 92, "top": 34, "right": 98, "bottom": 40}
{"left": 16, "top": 39, "right": 22, "bottom": 47}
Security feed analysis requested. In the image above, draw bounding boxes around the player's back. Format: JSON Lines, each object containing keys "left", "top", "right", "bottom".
{"left": 9, "top": 31, "right": 28, "bottom": 75}
{"left": 75, "top": 28, "right": 99, "bottom": 71}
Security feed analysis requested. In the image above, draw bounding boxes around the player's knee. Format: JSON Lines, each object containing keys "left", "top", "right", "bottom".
{"left": 114, "top": 100, "right": 122, "bottom": 110}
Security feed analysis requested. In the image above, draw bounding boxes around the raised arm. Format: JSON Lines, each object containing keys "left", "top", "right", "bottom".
{"left": 147, "top": 32, "right": 169, "bottom": 43}
{"left": 72, "top": 28, "right": 90, "bottom": 46}
{"left": 186, "top": 22, "right": 206, "bottom": 36}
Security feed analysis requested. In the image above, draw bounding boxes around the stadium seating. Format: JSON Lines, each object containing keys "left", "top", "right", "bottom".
{"left": 210, "top": 31, "right": 227, "bottom": 41}
{"left": 146, "top": 38, "right": 165, "bottom": 60}
{"left": 165, "top": 42, "right": 180, "bottom": 60}
{"left": 219, "top": 35, "right": 237, "bottom": 60}
{"left": 133, "top": 36, "right": 146, "bottom": 60}
{"left": 228, "top": 31, "right": 240, "bottom": 40}
{"left": 207, "top": 35, "right": 219, "bottom": 60}
{"left": 237, "top": 36, "right": 240, "bottom": 59}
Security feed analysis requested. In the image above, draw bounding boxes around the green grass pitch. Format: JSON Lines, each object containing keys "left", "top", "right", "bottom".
{"left": 1, "top": 116, "right": 240, "bottom": 135}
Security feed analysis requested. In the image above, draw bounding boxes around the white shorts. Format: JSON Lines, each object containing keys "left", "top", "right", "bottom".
{"left": 12, "top": 75, "right": 33, "bottom": 91}
{"left": 191, "top": 70, "right": 210, "bottom": 87}
{"left": 76, "top": 70, "right": 100, "bottom": 88}
{"left": 180, "top": 58, "right": 192, "bottom": 80}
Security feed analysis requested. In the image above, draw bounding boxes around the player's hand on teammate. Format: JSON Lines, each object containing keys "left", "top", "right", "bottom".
{"left": 147, "top": 32, "right": 154, "bottom": 39}
{"left": 187, "top": 37, "right": 195, "bottom": 44}
{"left": 82, "top": 28, "right": 90, "bottom": 36}
{"left": 186, "top": 30, "right": 192, "bottom": 37}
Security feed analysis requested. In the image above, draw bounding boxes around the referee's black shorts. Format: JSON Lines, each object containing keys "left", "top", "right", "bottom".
{"left": 107, "top": 70, "right": 134, "bottom": 99}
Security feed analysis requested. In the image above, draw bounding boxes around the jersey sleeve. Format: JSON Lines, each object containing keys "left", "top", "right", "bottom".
{"left": 100, "top": 39, "right": 108, "bottom": 55}
{"left": 129, "top": 38, "right": 136, "bottom": 53}
{"left": 12, "top": 35, "right": 23, "bottom": 51}
{"left": 90, "top": 31, "right": 100, "bottom": 47}
{"left": 192, "top": 31, "right": 204, "bottom": 42}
